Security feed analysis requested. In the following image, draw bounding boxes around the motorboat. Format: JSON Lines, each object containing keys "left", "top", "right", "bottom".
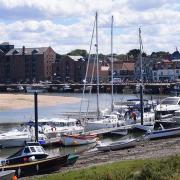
{"left": 0, "top": 128, "right": 31, "bottom": 148}
{"left": 1, "top": 142, "right": 48, "bottom": 165}
{"left": 96, "top": 138, "right": 137, "bottom": 151}
{"left": 61, "top": 133, "right": 98, "bottom": 146}
{"left": 51, "top": 117, "right": 84, "bottom": 135}
{"left": 0, "top": 142, "right": 69, "bottom": 177}
{"left": 145, "top": 123, "right": 180, "bottom": 139}
{"left": 0, "top": 170, "right": 16, "bottom": 180}
{"left": 85, "top": 114, "right": 120, "bottom": 131}
{"left": 26, "top": 85, "right": 48, "bottom": 93}
{"left": 124, "top": 109, "right": 155, "bottom": 125}
{"left": 155, "top": 97, "right": 180, "bottom": 120}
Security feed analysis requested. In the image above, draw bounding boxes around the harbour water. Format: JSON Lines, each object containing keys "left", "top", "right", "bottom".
{"left": 0, "top": 93, "right": 165, "bottom": 161}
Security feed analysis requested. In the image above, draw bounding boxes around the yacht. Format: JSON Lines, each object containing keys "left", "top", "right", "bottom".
{"left": 0, "top": 128, "right": 31, "bottom": 148}
{"left": 50, "top": 118, "right": 84, "bottom": 135}
{"left": 155, "top": 97, "right": 180, "bottom": 120}
{"left": 85, "top": 114, "right": 122, "bottom": 131}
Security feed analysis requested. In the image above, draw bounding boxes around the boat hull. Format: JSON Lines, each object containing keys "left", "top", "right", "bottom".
{"left": 0, "top": 138, "right": 31, "bottom": 148}
{"left": 61, "top": 134, "right": 97, "bottom": 146}
{"left": 97, "top": 139, "right": 136, "bottom": 151}
{"left": 0, "top": 155, "right": 69, "bottom": 178}
{"left": 0, "top": 170, "right": 15, "bottom": 180}
{"left": 147, "top": 127, "right": 180, "bottom": 139}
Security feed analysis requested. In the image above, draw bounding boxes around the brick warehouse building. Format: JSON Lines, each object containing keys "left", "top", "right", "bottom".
{"left": 0, "top": 43, "right": 56, "bottom": 83}
{"left": 52, "top": 55, "right": 86, "bottom": 83}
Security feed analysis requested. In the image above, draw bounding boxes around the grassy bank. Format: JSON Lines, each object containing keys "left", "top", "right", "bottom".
{"left": 35, "top": 155, "right": 180, "bottom": 180}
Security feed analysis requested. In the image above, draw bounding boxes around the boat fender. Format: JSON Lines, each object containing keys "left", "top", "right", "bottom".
{"left": 12, "top": 175, "right": 18, "bottom": 180}
{"left": 29, "top": 156, "right": 36, "bottom": 162}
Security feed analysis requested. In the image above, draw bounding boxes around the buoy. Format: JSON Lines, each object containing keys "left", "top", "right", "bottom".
{"left": 12, "top": 175, "right": 17, "bottom": 180}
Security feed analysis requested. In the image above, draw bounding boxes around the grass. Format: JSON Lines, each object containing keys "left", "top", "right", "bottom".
{"left": 35, "top": 155, "right": 180, "bottom": 180}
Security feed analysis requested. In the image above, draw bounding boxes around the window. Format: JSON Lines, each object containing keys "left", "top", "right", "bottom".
{"left": 30, "top": 147, "right": 36, "bottom": 152}
{"left": 24, "top": 147, "right": 30, "bottom": 154}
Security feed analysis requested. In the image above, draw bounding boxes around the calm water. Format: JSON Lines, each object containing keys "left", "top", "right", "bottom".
{"left": 0, "top": 93, "right": 165, "bottom": 160}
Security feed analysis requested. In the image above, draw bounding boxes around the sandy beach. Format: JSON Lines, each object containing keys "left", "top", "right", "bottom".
{"left": 0, "top": 93, "right": 80, "bottom": 110}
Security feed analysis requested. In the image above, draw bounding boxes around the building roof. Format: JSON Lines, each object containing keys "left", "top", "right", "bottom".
{"left": 122, "top": 62, "right": 134, "bottom": 71}
{"left": 161, "top": 59, "right": 172, "bottom": 63}
{"left": 68, "top": 55, "right": 84, "bottom": 61}
{"left": 6, "top": 47, "right": 49, "bottom": 56}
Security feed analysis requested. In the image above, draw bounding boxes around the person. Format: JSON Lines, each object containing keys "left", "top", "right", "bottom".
{"left": 131, "top": 111, "right": 137, "bottom": 123}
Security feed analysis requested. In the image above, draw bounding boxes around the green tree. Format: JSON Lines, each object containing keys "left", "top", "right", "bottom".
{"left": 67, "top": 49, "right": 88, "bottom": 57}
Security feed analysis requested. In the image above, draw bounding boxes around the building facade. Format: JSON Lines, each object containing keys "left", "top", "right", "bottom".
{"left": 0, "top": 44, "right": 56, "bottom": 83}
{"left": 52, "top": 55, "right": 86, "bottom": 83}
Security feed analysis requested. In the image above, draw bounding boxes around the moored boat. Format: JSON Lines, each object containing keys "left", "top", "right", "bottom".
{"left": 0, "top": 128, "right": 31, "bottom": 148}
{"left": 0, "top": 170, "right": 16, "bottom": 180}
{"left": 0, "top": 142, "right": 69, "bottom": 177}
{"left": 146, "top": 123, "right": 180, "bottom": 139}
{"left": 61, "top": 133, "right": 98, "bottom": 146}
{"left": 96, "top": 138, "right": 137, "bottom": 151}
{"left": 0, "top": 155, "right": 69, "bottom": 178}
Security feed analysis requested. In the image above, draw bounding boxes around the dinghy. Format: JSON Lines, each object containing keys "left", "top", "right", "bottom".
{"left": 61, "top": 133, "right": 98, "bottom": 146}
{"left": 96, "top": 138, "right": 137, "bottom": 151}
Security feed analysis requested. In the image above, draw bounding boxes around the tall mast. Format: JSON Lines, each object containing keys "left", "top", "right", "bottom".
{"left": 111, "top": 15, "right": 114, "bottom": 112}
{"left": 139, "top": 27, "right": 144, "bottom": 125}
{"left": 96, "top": 12, "right": 100, "bottom": 119}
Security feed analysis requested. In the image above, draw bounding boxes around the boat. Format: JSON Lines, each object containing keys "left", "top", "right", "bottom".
{"left": 51, "top": 117, "right": 84, "bottom": 135}
{"left": 0, "top": 155, "right": 69, "bottom": 178}
{"left": 96, "top": 138, "right": 137, "bottom": 151}
{"left": 1, "top": 142, "right": 48, "bottom": 165}
{"left": 26, "top": 85, "right": 48, "bottom": 93}
{"left": 155, "top": 97, "right": 180, "bottom": 120}
{"left": 85, "top": 114, "right": 120, "bottom": 131}
{"left": 173, "top": 110, "right": 180, "bottom": 125}
{"left": 61, "top": 133, "right": 97, "bottom": 146}
{"left": 0, "top": 170, "right": 16, "bottom": 180}
{"left": 0, "top": 128, "right": 31, "bottom": 148}
{"left": 65, "top": 154, "right": 79, "bottom": 166}
{"left": 0, "top": 142, "right": 69, "bottom": 177}
{"left": 145, "top": 123, "right": 180, "bottom": 139}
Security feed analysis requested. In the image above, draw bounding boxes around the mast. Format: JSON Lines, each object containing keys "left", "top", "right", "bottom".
{"left": 111, "top": 15, "right": 114, "bottom": 112}
{"left": 139, "top": 28, "right": 144, "bottom": 125}
{"left": 96, "top": 12, "right": 100, "bottom": 120}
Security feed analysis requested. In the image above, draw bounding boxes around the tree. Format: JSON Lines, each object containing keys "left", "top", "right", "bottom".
{"left": 127, "top": 49, "right": 147, "bottom": 59}
{"left": 67, "top": 49, "right": 88, "bottom": 57}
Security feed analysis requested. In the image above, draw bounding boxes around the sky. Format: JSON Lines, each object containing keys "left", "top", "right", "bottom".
{"left": 0, "top": 0, "right": 179, "bottom": 55}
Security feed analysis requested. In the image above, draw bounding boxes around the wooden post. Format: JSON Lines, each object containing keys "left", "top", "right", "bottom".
{"left": 34, "top": 92, "right": 38, "bottom": 142}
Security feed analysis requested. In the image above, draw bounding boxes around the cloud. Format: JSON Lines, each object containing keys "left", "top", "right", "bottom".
{"left": 0, "top": 0, "right": 179, "bottom": 54}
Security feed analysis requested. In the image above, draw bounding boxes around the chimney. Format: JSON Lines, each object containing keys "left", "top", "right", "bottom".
{"left": 22, "top": 46, "right": 25, "bottom": 55}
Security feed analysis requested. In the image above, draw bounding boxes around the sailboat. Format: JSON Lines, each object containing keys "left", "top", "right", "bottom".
{"left": 132, "top": 28, "right": 155, "bottom": 131}
{"left": 85, "top": 14, "right": 121, "bottom": 131}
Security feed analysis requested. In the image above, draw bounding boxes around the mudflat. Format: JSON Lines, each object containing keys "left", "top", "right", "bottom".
{"left": 0, "top": 93, "right": 80, "bottom": 110}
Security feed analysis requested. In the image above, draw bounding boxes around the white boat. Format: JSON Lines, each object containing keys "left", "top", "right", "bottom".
{"left": 26, "top": 85, "right": 48, "bottom": 93}
{"left": 96, "top": 138, "right": 137, "bottom": 151}
{"left": 0, "top": 170, "right": 16, "bottom": 180}
{"left": 146, "top": 123, "right": 180, "bottom": 139}
{"left": 173, "top": 110, "right": 180, "bottom": 125}
{"left": 61, "top": 133, "right": 97, "bottom": 146}
{"left": 0, "top": 128, "right": 31, "bottom": 148}
{"left": 155, "top": 97, "right": 180, "bottom": 120}
{"left": 85, "top": 114, "right": 120, "bottom": 131}
{"left": 51, "top": 118, "right": 84, "bottom": 135}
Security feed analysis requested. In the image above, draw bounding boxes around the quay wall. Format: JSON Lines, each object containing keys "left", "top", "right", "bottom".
{"left": 0, "top": 83, "right": 175, "bottom": 94}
